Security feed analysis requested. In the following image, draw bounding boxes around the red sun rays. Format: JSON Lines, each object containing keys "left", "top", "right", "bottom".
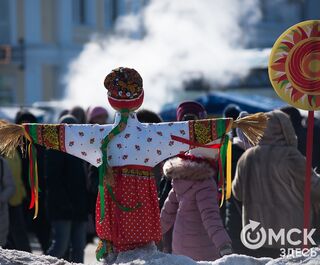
{"left": 271, "top": 23, "right": 320, "bottom": 107}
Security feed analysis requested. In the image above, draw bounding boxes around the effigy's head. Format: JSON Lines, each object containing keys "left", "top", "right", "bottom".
{"left": 104, "top": 67, "right": 144, "bottom": 111}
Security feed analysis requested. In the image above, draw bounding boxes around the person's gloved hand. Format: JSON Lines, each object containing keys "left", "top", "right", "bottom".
{"left": 219, "top": 243, "right": 233, "bottom": 257}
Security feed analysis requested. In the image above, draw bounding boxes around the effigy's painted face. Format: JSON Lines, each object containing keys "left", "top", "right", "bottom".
{"left": 104, "top": 67, "right": 144, "bottom": 111}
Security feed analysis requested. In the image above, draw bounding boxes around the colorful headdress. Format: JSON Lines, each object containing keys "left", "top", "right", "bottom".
{"left": 104, "top": 67, "right": 144, "bottom": 111}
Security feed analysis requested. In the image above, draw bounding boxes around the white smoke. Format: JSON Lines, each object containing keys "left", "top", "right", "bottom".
{"left": 64, "top": 0, "right": 262, "bottom": 112}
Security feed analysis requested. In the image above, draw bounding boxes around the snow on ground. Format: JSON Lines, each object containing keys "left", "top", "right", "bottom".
{"left": 0, "top": 247, "right": 80, "bottom": 265}
{"left": 1, "top": 245, "right": 320, "bottom": 265}
{"left": 111, "top": 244, "right": 271, "bottom": 265}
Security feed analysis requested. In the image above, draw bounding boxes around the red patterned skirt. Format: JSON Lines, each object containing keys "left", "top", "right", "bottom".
{"left": 96, "top": 165, "right": 161, "bottom": 252}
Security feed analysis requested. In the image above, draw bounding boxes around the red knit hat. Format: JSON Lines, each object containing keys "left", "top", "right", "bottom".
{"left": 176, "top": 101, "right": 207, "bottom": 121}
{"left": 87, "top": 106, "right": 108, "bottom": 123}
{"left": 104, "top": 67, "right": 144, "bottom": 111}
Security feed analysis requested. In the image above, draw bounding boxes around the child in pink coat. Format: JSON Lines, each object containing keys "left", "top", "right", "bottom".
{"left": 160, "top": 101, "right": 232, "bottom": 261}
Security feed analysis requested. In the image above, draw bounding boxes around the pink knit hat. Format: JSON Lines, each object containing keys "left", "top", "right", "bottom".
{"left": 87, "top": 106, "right": 109, "bottom": 123}
{"left": 176, "top": 101, "right": 207, "bottom": 121}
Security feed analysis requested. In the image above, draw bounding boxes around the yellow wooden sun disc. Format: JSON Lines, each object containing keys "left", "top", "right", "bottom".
{"left": 269, "top": 20, "right": 320, "bottom": 110}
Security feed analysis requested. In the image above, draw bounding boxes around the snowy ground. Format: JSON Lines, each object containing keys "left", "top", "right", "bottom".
{"left": 1, "top": 245, "right": 320, "bottom": 265}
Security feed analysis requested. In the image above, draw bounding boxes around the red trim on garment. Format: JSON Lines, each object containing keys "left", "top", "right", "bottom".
{"left": 112, "top": 164, "right": 153, "bottom": 171}
{"left": 177, "top": 153, "right": 217, "bottom": 171}
{"left": 171, "top": 135, "right": 222, "bottom": 149}
{"left": 59, "top": 125, "right": 66, "bottom": 152}
{"left": 108, "top": 91, "right": 144, "bottom": 111}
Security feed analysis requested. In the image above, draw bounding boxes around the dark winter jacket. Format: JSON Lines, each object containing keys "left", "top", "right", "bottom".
{"left": 46, "top": 150, "right": 88, "bottom": 221}
{"left": 0, "top": 158, "right": 15, "bottom": 246}
{"left": 158, "top": 176, "right": 172, "bottom": 210}
{"left": 225, "top": 140, "right": 245, "bottom": 254}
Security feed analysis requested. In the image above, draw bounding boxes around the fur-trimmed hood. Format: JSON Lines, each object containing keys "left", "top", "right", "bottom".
{"left": 163, "top": 157, "right": 216, "bottom": 181}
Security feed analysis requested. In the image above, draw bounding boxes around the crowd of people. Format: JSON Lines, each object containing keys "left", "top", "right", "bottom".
{"left": 0, "top": 101, "right": 319, "bottom": 262}
{"left": 0, "top": 106, "right": 109, "bottom": 263}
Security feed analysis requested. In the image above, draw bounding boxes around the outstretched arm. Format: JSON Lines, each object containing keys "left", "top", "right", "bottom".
{"left": 144, "top": 118, "right": 233, "bottom": 165}
{"left": 23, "top": 123, "right": 113, "bottom": 166}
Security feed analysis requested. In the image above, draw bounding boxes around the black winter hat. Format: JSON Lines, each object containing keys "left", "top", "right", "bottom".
{"left": 15, "top": 110, "right": 37, "bottom": 124}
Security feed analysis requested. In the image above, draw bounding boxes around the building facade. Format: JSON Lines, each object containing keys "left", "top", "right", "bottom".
{"left": 0, "top": 0, "right": 319, "bottom": 105}
{"left": 246, "top": 0, "right": 320, "bottom": 48}
{"left": 0, "top": 0, "right": 146, "bottom": 105}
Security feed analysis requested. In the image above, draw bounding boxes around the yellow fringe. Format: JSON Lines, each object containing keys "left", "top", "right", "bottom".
{"left": 219, "top": 184, "right": 225, "bottom": 208}
{"left": 232, "top": 112, "right": 268, "bottom": 146}
{"left": 0, "top": 120, "right": 26, "bottom": 157}
{"left": 226, "top": 139, "right": 232, "bottom": 200}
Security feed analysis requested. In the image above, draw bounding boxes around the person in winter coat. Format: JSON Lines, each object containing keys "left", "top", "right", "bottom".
{"left": 232, "top": 110, "right": 320, "bottom": 258}
{"left": 15, "top": 110, "right": 51, "bottom": 252}
{"left": 159, "top": 101, "right": 207, "bottom": 254}
{"left": 280, "top": 106, "right": 320, "bottom": 173}
{"left": 0, "top": 157, "right": 15, "bottom": 247}
{"left": 46, "top": 115, "right": 89, "bottom": 263}
{"left": 5, "top": 150, "right": 31, "bottom": 252}
{"left": 225, "top": 111, "right": 252, "bottom": 255}
{"left": 222, "top": 104, "right": 242, "bottom": 228}
{"left": 160, "top": 101, "right": 232, "bottom": 261}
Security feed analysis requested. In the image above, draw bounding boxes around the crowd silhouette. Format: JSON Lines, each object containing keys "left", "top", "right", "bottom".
{"left": 0, "top": 102, "right": 320, "bottom": 262}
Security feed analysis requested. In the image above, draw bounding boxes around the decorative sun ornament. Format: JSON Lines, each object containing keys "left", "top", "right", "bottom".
{"left": 269, "top": 20, "right": 320, "bottom": 110}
